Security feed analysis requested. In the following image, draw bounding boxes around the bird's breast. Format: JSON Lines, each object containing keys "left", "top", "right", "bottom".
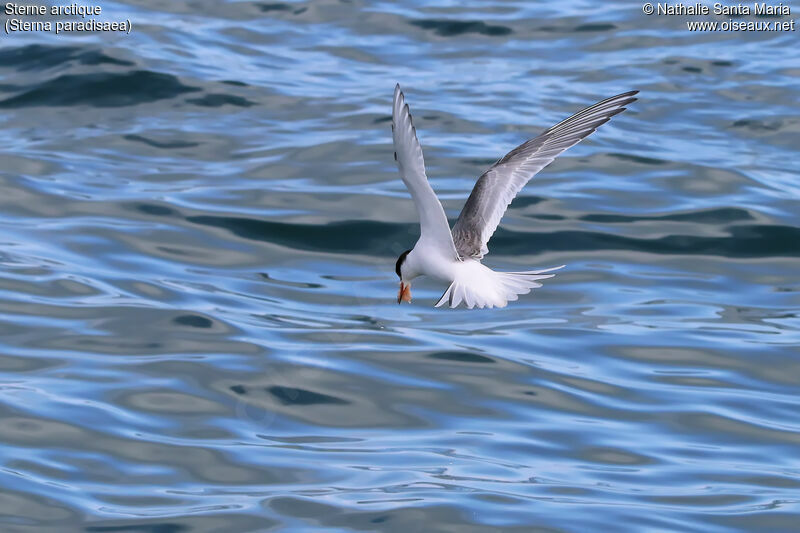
{"left": 415, "top": 251, "right": 459, "bottom": 283}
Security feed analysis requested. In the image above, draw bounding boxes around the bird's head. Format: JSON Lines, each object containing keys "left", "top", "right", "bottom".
{"left": 395, "top": 249, "right": 413, "bottom": 304}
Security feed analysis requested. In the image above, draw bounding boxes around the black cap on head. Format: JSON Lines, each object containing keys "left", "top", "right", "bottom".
{"left": 395, "top": 249, "right": 411, "bottom": 278}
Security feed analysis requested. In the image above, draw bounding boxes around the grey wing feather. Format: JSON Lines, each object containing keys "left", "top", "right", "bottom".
{"left": 392, "top": 84, "right": 460, "bottom": 259}
{"left": 451, "top": 90, "right": 638, "bottom": 259}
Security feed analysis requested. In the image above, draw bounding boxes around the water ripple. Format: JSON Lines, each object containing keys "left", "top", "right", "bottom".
{"left": 0, "top": 0, "right": 798, "bottom": 531}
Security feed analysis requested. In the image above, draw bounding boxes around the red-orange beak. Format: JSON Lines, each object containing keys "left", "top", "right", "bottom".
{"left": 397, "top": 282, "right": 412, "bottom": 304}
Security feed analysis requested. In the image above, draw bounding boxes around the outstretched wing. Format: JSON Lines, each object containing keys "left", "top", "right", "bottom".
{"left": 392, "top": 84, "right": 459, "bottom": 259}
{"left": 451, "top": 91, "right": 638, "bottom": 259}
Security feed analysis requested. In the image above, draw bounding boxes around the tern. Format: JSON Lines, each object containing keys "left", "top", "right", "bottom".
{"left": 392, "top": 84, "right": 637, "bottom": 308}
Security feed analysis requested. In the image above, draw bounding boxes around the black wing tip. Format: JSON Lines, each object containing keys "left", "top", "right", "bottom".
{"left": 612, "top": 90, "right": 639, "bottom": 100}
{"left": 545, "top": 91, "right": 639, "bottom": 134}
{"left": 602, "top": 91, "right": 639, "bottom": 108}
{"left": 393, "top": 84, "right": 404, "bottom": 108}
{"left": 590, "top": 106, "right": 630, "bottom": 127}
{"left": 614, "top": 97, "right": 637, "bottom": 113}
{"left": 616, "top": 92, "right": 638, "bottom": 107}
{"left": 607, "top": 107, "right": 628, "bottom": 119}
{"left": 598, "top": 90, "right": 639, "bottom": 108}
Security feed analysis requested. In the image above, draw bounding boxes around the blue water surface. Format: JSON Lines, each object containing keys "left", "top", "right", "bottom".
{"left": 0, "top": 1, "right": 798, "bottom": 531}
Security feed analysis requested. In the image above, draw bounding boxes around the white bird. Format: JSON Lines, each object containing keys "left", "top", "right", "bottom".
{"left": 392, "top": 84, "right": 637, "bottom": 308}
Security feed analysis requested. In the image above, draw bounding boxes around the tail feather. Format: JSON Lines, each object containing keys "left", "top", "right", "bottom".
{"left": 435, "top": 264, "right": 564, "bottom": 309}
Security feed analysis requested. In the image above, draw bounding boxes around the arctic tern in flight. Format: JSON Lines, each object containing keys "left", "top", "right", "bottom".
{"left": 392, "top": 84, "right": 637, "bottom": 308}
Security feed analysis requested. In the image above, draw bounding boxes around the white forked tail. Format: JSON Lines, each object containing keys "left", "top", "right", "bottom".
{"left": 435, "top": 264, "right": 564, "bottom": 309}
